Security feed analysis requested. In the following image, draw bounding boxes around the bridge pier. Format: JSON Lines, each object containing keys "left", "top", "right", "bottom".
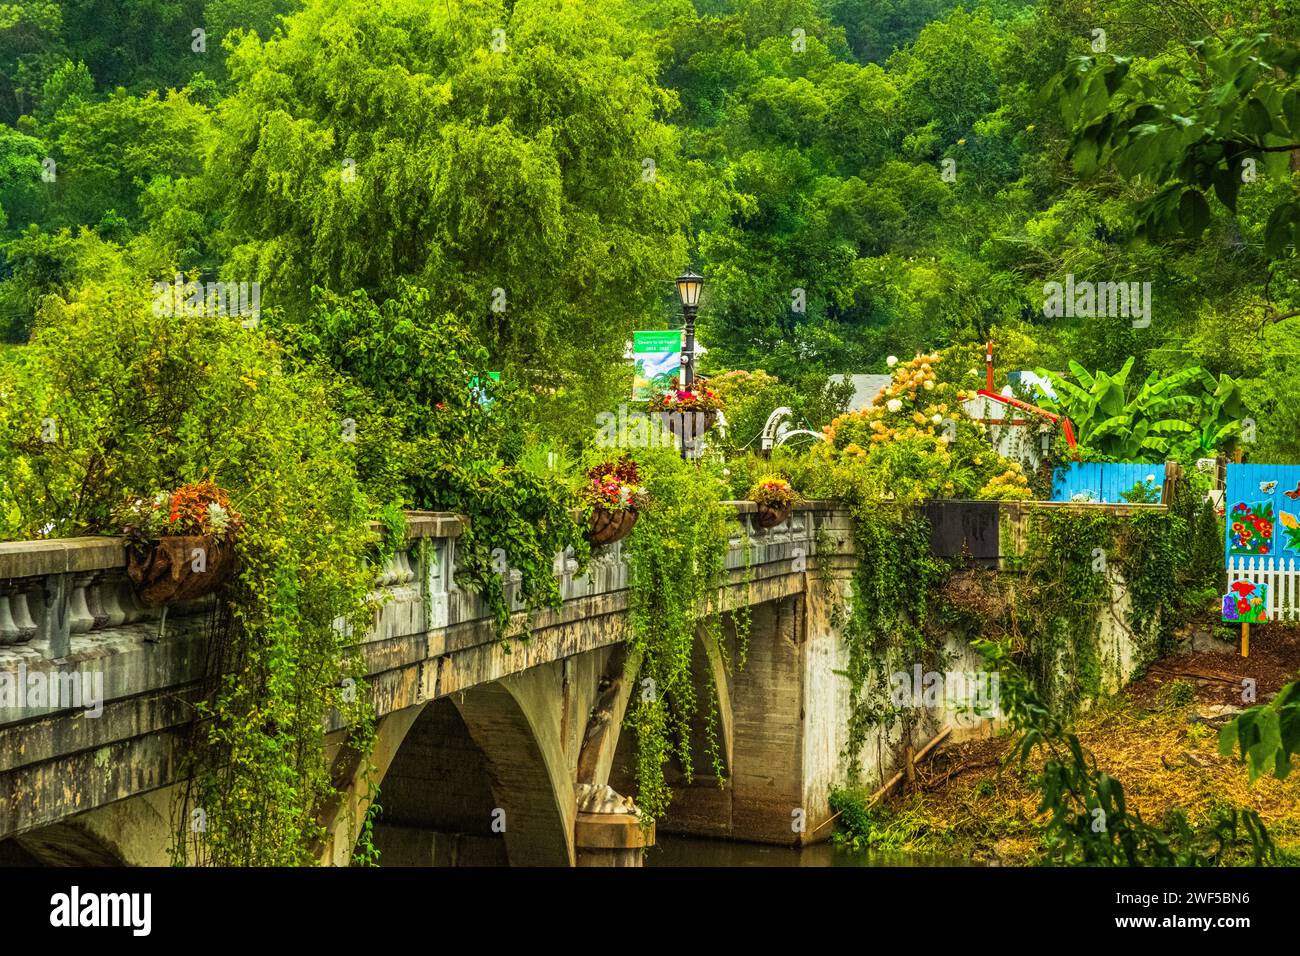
{"left": 612, "top": 573, "right": 967, "bottom": 848}
{"left": 612, "top": 595, "right": 822, "bottom": 845}
{"left": 575, "top": 812, "right": 652, "bottom": 866}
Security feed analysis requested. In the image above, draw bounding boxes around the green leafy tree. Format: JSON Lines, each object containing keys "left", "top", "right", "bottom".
{"left": 269, "top": 283, "right": 587, "bottom": 634}
{"left": 0, "top": 0, "right": 64, "bottom": 123}
{"left": 209, "top": 0, "right": 689, "bottom": 424}
{"left": 0, "top": 123, "right": 44, "bottom": 237}
{"left": 43, "top": 87, "right": 211, "bottom": 228}
{"left": 1052, "top": 35, "right": 1300, "bottom": 280}
{"left": 0, "top": 260, "right": 377, "bottom": 865}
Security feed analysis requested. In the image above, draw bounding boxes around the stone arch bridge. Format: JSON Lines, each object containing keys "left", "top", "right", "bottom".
{"left": 1, "top": 499, "right": 1119, "bottom": 866}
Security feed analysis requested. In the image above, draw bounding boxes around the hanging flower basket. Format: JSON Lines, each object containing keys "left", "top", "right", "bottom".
{"left": 693, "top": 409, "right": 720, "bottom": 434}
{"left": 117, "top": 480, "right": 243, "bottom": 607}
{"left": 127, "top": 534, "right": 236, "bottom": 607}
{"left": 586, "top": 506, "right": 639, "bottom": 546}
{"left": 580, "top": 457, "right": 647, "bottom": 547}
{"left": 749, "top": 476, "right": 799, "bottom": 530}
{"left": 648, "top": 379, "right": 725, "bottom": 420}
{"left": 754, "top": 502, "right": 792, "bottom": 529}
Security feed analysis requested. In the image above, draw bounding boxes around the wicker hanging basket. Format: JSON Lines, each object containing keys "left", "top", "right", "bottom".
{"left": 126, "top": 534, "right": 236, "bottom": 607}
{"left": 586, "top": 507, "right": 639, "bottom": 546}
{"left": 754, "top": 503, "right": 792, "bottom": 529}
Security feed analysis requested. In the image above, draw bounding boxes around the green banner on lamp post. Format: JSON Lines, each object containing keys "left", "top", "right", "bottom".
{"left": 631, "top": 330, "right": 681, "bottom": 400}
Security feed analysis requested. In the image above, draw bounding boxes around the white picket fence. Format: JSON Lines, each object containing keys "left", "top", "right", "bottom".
{"left": 1227, "top": 556, "right": 1300, "bottom": 621}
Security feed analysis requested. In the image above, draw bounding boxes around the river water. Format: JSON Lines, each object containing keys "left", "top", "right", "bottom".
{"left": 646, "top": 834, "right": 976, "bottom": 867}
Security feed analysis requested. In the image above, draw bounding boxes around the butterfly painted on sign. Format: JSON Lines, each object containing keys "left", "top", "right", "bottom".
{"left": 1285, "top": 481, "right": 1300, "bottom": 501}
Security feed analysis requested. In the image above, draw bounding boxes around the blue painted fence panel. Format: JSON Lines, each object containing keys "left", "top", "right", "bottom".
{"left": 1050, "top": 462, "right": 1163, "bottom": 503}
{"left": 1223, "top": 463, "right": 1300, "bottom": 566}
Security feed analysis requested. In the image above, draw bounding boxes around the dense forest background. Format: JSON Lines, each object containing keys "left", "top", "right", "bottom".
{"left": 1, "top": 0, "right": 1298, "bottom": 452}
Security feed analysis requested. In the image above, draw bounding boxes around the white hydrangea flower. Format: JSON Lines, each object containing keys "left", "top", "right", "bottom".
{"left": 886, "top": 398, "right": 902, "bottom": 413}
{"left": 886, "top": 355, "right": 898, "bottom": 367}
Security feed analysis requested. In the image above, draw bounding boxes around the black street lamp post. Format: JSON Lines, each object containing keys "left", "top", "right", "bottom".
{"left": 675, "top": 271, "right": 704, "bottom": 460}
{"left": 675, "top": 270, "right": 703, "bottom": 387}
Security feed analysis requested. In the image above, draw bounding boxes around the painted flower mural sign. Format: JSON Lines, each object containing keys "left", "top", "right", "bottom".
{"left": 1222, "top": 580, "right": 1268, "bottom": 623}
{"left": 1229, "top": 501, "right": 1275, "bottom": 556}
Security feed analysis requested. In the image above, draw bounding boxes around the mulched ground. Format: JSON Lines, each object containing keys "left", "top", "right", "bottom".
{"left": 1133, "top": 623, "right": 1300, "bottom": 708}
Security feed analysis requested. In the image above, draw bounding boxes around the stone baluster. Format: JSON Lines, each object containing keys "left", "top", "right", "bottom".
{"left": 396, "top": 548, "right": 415, "bottom": 584}
{"left": 0, "top": 588, "right": 19, "bottom": 645}
{"left": 83, "top": 572, "right": 110, "bottom": 629}
{"left": 97, "top": 573, "right": 128, "bottom": 628}
{"left": 11, "top": 582, "right": 39, "bottom": 642}
{"left": 40, "top": 573, "right": 72, "bottom": 659}
{"left": 116, "top": 576, "right": 149, "bottom": 625}
{"left": 373, "top": 556, "right": 389, "bottom": 588}
{"left": 68, "top": 573, "right": 96, "bottom": 634}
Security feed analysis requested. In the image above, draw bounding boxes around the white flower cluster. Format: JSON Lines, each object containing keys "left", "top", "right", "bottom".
{"left": 207, "top": 502, "right": 233, "bottom": 534}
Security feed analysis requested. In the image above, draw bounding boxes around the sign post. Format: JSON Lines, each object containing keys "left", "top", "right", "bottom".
{"left": 1236, "top": 448, "right": 1247, "bottom": 658}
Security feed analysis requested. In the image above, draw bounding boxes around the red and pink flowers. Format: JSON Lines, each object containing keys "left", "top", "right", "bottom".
{"left": 1222, "top": 580, "right": 1267, "bottom": 623}
{"left": 649, "top": 377, "right": 724, "bottom": 414}
{"left": 118, "top": 480, "right": 242, "bottom": 541}
{"left": 748, "top": 476, "right": 798, "bottom": 511}
{"left": 581, "top": 457, "right": 647, "bottom": 513}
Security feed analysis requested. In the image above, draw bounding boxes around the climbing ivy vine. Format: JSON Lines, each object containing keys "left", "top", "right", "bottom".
{"left": 838, "top": 504, "right": 949, "bottom": 781}
{"left": 0, "top": 268, "right": 383, "bottom": 866}
{"left": 1000, "top": 482, "right": 1219, "bottom": 713}
{"left": 621, "top": 449, "right": 749, "bottom": 823}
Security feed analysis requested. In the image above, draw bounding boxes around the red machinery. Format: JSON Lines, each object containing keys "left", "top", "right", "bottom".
{"left": 972, "top": 341, "right": 1081, "bottom": 462}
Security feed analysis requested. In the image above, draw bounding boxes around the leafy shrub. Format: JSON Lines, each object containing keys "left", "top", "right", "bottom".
{"left": 0, "top": 265, "right": 377, "bottom": 865}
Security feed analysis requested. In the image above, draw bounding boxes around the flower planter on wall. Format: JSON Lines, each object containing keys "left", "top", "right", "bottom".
{"left": 127, "top": 534, "right": 236, "bottom": 607}
{"left": 754, "top": 503, "right": 792, "bottom": 529}
{"left": 586, "top": 507, "right": 638, "bottom": 546}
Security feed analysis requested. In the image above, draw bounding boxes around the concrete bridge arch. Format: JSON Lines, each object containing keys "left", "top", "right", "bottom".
{"left": 326, "top": 643, "right": 648, "bottom": 866}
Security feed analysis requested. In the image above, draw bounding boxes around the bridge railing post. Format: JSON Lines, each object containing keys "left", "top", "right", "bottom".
{"left": 428, "top": 537, "right": 451, "bottom": 629}
{"left": 39, "top": 572, "right": 72, "bottom": 659}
